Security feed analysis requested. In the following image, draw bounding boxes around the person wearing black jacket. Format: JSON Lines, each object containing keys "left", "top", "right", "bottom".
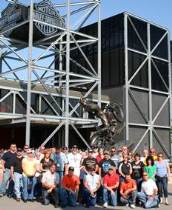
{"left": 11, "top": 148, "right": 23, "bottom": 201}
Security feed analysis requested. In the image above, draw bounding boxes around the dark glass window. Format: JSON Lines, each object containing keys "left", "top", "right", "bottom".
{"left": 128, "top": 16, "right": 147, "bottom": 52}
{"left": 152, "top": 34, "right": 168, "bottom": 59}
{"left": 151, "top": 58, "right": 169, "bottom": 91}
{"left": 128, "top": 51, "right": 148, "bottom": 88}
{"left": 150, "top": 25, "right": 166, "bottom": 50}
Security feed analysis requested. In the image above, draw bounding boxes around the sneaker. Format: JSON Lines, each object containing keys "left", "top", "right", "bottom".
{"left": 16, "top": 198, "right": 21, "bottom": 202}
{"left": 165, "top": 199, "right": 169, "bottom": 205}
{"left": 126, "top": 203, "right": 129, "bottom": 207}
{"left": 130, "top": 204, "right": 136, "bottom": 209}
{"left": 103, "top": 202, "right": 108, "bottom": 208}
{"left": 160, "top": 198, "right": 163, "bottom": 204}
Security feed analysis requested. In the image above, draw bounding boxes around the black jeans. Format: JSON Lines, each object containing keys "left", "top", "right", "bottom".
{"left": 156, "top": 176, "right": 168, "bottom": 198}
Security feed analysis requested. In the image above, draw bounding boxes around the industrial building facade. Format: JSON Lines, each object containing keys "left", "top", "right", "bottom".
{"left": 72, "top": 12, "right": 171, "bottom": 157}
{"left": 0, "top": 0, "right": 171, "bottom": 157}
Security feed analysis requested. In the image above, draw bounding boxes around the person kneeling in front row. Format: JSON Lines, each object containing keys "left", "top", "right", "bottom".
{"left": 41, "top": 163, "right": 60, "bottom": 208}
{"left": 137, "top": 172, "right": 159, "bottom": 208}
{"left": 120, "top": 174, "right": 137, "bottom": 208}
{"left": 59, "top": 166, "right": 80, "bottom": 207}
{"left": 83, "top": 167, "right": 101, "bottom": 208}
{"left": 103, "top": 165, "right": 119, "bottom": 208}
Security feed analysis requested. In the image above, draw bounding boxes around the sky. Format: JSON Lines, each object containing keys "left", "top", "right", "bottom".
{"left": 101, "top": 0, "right": 172, "bottom": 37}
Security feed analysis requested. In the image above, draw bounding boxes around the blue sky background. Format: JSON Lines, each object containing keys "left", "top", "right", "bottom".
{"left": 101, "top": 0, "right": 172, "bottom": 37}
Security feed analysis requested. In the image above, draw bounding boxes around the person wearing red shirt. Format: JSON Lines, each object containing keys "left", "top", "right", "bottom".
{"left": 59, "top": 166, "right": 80, "bottom": 207}
{"left": 120, "top": 174, "right": 137, "bottom": 208}
{"left": 96, "top": 148, "right": 104, "bottom": 163}
{"left": 103, "top": 166, "right": 119, "bottom": 208}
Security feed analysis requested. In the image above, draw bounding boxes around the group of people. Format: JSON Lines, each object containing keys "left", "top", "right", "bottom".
{"left": 0, "top": 144, "right": 170, "bottom": 208}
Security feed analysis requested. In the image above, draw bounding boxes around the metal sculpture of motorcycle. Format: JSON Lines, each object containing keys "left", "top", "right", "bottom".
{"left": 80, "top": 98, "right": 124, "bottom": 148}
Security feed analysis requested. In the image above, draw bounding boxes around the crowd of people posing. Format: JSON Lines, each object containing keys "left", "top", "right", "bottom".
{"left": 0, "top": 144, "right": 170, "bottom": 209}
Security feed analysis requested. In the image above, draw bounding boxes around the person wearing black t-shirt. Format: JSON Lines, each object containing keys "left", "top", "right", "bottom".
{"left": 82, "top": 150, "right": 98, "bottom": 173}
{"left": 131, "top": 153, "right": 144, "bottom": 191}
{"left": 99, "top": 151, "right": 116, "bottom": 178}
{"left": 118, "top": 154, "right": 132, "bottom": 182}
{"left": 11, "top": 148, "right": 23, "bottom": 201}
{"left": 0, "top": 144, "right": 17, "bottom": 196}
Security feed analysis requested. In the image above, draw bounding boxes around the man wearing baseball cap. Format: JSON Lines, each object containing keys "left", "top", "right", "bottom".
{"left": 22, "top": 149, "right": 37, "bottom": 202}
{"left": 99, "top": 151, "right": 116, "bottom": 177}
{"left": 103, "top": 165, "right": 119, "bottom": 207}
{"left": 59, "top": 166, "right": 80, "bottom": 207}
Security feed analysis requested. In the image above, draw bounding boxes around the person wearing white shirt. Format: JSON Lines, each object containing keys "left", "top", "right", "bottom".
{"left": 137, "top": 172, "right": 159, "bottom": 208}
{"left": 83, "top": 167, "right": 101, "bottom": 208}
{"left": 41, "top": 163, "right": 60, "bottom": 208}
{"left": 67, "top": 145, "right": 82, "bottom": 177}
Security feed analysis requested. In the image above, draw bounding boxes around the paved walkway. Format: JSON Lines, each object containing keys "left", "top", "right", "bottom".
{"left": 0, "top": 185, "right": 172, "bottom": 210}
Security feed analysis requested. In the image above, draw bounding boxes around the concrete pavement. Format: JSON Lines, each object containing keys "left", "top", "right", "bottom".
{"left": 0, "top": 185, "right": 172, "bottom": 210}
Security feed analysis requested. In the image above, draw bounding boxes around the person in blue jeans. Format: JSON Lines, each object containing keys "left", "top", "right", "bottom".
{"left": 59, "top": 166, "right": 80, "bottom": 207}
{"left": 120, "top": 174, "right": 137, "bottom": 208}
{"left": 52, "top": 147, "right": 68, "bottom": 183}
{"left": 137, "top": 172, "right": 159, "bottom": 208}
{"left": 0, "top": 144, "right": 17, "bottom": 196}
{"left": 22, "top": 176, "right": 37, "bottom": 201}
{"left": 22, "top": 149, "right": 37, "bottom": 202}
{"left": 103, "top": 166, "right": 119, "bottom": 207}
{"left": 83, "top": 167, "right": 101, "bottom": 208}
{"left": 155, "top": 153, "right": 170, "bottom": 205}
{"left": 11, "top": 148, "right": 23, "bottom": 201}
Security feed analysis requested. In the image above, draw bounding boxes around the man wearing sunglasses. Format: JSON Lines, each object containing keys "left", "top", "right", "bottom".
{"left": 137, "top": 172, "right": 159, "bottom": 208}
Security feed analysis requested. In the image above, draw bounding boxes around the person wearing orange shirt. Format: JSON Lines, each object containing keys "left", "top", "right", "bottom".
{"left": 120, "top": 174, "right": 137, "bottom": 208}
{"left": 59, "top": 166, "right": 80, "bottom": 207}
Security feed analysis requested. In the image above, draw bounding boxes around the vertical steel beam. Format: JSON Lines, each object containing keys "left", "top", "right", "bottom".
{"left": 124, "top": 13, "right": 129, "bottom": 142}
{"left": 0, "top": 50, "right": 2, "bottom": 74}
{"left": 65, "top": 0, "right": 70, "bottom": 147}
{"left": 97, "top": 0, "right": 101, "bottom": 107}
{"left": 147, "top": 23, "right": 153, "bottom": 148}
{"left": 13, "top": 91, "right": 16, "bottom": 114}
{"left": 168, "top": 30, "right": 172, "bottom": 161}
{"left": 26, "top": 0, "right": 34, "bottom": 146}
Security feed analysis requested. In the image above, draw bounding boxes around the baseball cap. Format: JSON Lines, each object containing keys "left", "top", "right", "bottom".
{"left": 88, "top": 149, "right": 93, "bottom": 153}
{"left": 69, "top": 166, "right": 74, "bottom": 171}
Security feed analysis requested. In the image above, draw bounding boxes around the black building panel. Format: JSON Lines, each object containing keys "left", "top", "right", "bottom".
{"left": 68, "top": 12, "right": 171, "bottom": 155}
